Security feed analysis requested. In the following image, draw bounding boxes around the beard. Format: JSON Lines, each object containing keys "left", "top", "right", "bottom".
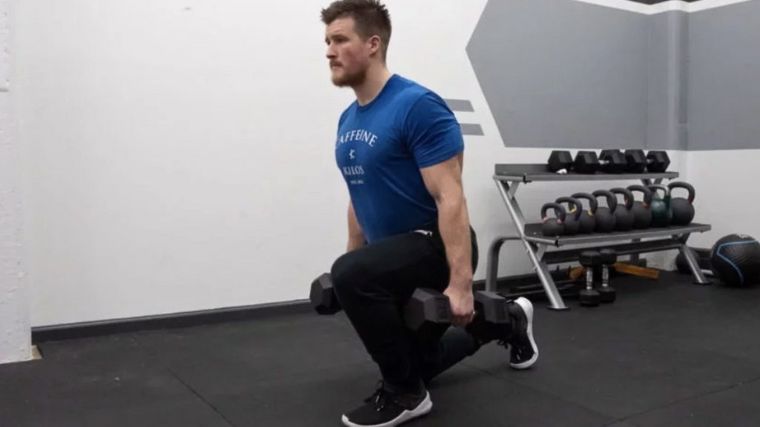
{"left": 331, "top": 65, "right": 367, "bottom": 88}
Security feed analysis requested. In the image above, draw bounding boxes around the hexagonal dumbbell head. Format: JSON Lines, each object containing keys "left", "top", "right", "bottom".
{"left": 404, "top": 288, "right": 452, "bottom": 332}
{"left": 574, "top": 151, "right": 599, "bottom": 174}
{"left": 599, "top": 150, "right": 627, "bottom": 173}
{"left": 474, "top": 291, "right": 510, "bottom": 325}
{"left": 309, "top": 273, "right": 342, "bottom": 315}
{"left": 646, "top": 151, "right": 670, "bottom": 172}
{"left": 548, "top": 150, "right": 573, "bottom": 173}
{"left": 599, "top": 249, "right": 618, "bottom": 266}
{"left": 624, "top": 149, "right": 648, "bottom": 173}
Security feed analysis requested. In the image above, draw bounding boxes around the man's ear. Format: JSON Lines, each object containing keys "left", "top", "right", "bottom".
{"left": 368, "top": 35, "right": 382, "bottom": 55}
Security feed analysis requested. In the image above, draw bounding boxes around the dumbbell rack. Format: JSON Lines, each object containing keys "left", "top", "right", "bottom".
{"left": 487, "top": 163, "right": 711, "bottom": 310}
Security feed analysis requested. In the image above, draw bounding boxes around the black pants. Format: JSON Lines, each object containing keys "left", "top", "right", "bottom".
{"left": 331, "top": 224, "right": 480, "bottom": 392}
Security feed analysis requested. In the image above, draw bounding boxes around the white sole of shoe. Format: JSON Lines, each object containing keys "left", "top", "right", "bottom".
{"left": 510, "top": 297, "right": 539, "bottom": 370}
{"left": 341, "top": 391, "right": 433, "bottom": 427}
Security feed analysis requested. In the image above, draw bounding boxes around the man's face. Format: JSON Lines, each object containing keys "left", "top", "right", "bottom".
{"left": 325, "top": 17, "right": 374, "bottom": 87}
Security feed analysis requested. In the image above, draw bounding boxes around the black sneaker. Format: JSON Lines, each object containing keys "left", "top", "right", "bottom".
{"left": 503, "top": 297, "right": 538, "bottom": 369}
{"left": 341, "top": 381, "right": 432, "bottom": 427}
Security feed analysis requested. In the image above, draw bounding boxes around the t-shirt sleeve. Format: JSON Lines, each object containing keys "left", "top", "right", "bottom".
{"left": 404, "top": 92, "right": 464, "bottom": 168}
{"left": 337, "top": 108, "right": 349, "bottom": 133}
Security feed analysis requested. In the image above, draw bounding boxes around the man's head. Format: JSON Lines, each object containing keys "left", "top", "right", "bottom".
{"left": 322, "top": 0, "right": 391, "bottom": 87}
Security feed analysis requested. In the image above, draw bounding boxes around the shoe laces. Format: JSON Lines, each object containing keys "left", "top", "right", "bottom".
{"left": 364, "top": 381, "right": 391, "bottom": 412}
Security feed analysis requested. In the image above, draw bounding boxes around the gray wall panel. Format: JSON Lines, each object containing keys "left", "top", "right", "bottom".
{"left": 688, "top": 0, "right": 760, "bottom": 150}
{"left": 646, "top": 12, "right": 689, "bottom": 150}
{"left": 468, "top": 0, "right": 759, "bottom": 151}
{"left": 468, "top": 0, "right": 649, "bottom": 149}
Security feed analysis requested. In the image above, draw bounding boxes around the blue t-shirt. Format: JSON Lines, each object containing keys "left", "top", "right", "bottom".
{"left": 335, "top": 74, "right": 464, "bottom": 244}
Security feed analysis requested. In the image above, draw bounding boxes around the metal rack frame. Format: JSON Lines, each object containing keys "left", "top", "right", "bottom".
{"left": 486, "top": 164, "right": 711, "bottom": 310}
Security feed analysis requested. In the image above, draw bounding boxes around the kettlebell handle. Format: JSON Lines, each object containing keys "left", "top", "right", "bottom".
{"left": 648, "top": 184, "right": 670, "bottom": 198}
{"left": 667, "top": 181, "right": 695, "bottom": 203}
{"left": 555, "top": 197, "right": 583, "bottom": 220}
{"left": 570, "top": 192, "right": 598, "bottom": 213}
{"left": 627, "top": 185, "right": 653, "bottom": 205}
{"left": 610, "top": 187, "right": 635, "bottom": 210}
{"left": 541, "top": 202, "right": 567, "bottom": 222}
{"left": 592, "top": 190, "right": 618, "bottom": 213}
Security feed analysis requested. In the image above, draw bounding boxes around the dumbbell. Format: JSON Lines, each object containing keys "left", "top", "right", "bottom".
{"left": 623, "top": 150, "right": 670, "bottom": 173}
{"left": 598, "top": 150, "right": 627, "bottom": 173}
{"left": 579, "top": 251, "right": 601, "bottom": 307}
{"left": 573, "top": 151, "right": 598, "bottom": 174}
{"left": 597, "top": 249, "right": 617, "bottom": 303}
{"left": 310, "top": 273, "right": 341, "bottom": 315}
{"left": 547, "top": 150, "right": 573, "bottom": 173}
{"left": 574, "top": 150, "right": 627, "bottom": 174}
{"left": 310, "top": 274, "right": 510, "bottom": 334}
{"left": 404, "top": 288, "right": 510, "bottom": 333}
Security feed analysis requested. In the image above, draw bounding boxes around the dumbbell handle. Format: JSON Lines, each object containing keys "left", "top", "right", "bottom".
{"left": 585, "top": 268, "right": 594, "bottom": 291}
{"left": 405, "top": 288, "right": 509, "bottom": 331}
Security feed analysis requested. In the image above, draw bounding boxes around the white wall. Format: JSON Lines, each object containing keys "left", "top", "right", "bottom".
{"left": 11, "top": 0, "right": 706, "bottom": 328}
{"left": 14, "top": 0, "right": 543, "bottom": 326}
{"left": 680, "top": 2, "right": 760, "bottom": 252}
{"left": 681, "top": 150, "right": 760, "bottom": 249}
{"left": 14, "top": 0, "right": 354, "bottom": 326}
{"left": 1, "top": 0, "right": 32, "bottom": 364}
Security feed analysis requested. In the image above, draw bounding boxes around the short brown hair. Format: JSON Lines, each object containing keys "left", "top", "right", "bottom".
{"left": 321, "top": 0, "right": 392, "bottom": 61}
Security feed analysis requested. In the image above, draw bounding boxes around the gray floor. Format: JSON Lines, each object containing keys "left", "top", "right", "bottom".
{"left": 2, "top": 272, "right": 760, "bottom": 427}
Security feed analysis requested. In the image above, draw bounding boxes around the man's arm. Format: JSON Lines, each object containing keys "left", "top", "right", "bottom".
{"left": 347, "top": 201, "right": 366, "bottom": 252}
{"left": 420, "top": 153, "right": 474, "bottom": 326}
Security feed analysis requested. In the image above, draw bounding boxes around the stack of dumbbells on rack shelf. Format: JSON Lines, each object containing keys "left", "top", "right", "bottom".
{"left": 541, "top": 149, "right": 696, "bottom": 237}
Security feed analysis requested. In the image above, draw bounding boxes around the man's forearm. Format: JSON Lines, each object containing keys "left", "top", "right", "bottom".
{"left": 436, "top": 194, "right": 473, "bottom": 290}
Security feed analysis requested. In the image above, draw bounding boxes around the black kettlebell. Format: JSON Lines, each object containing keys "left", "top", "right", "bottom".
{"left": 592, "top": 190, "right": 617, "bottom": 233}
{"left": 668, "top": 181, "right": 695, "bottom": 225}
{"left": 648, "top": 184, "right": 672, "bottom": 227}
{"left": 571, "top": 192, "right": 598, "bottom": 234}
{"left": 541, "top": 202, "right": 567, "bottom": 236}
{"left": 555, "top": 197, "right": 583, "bottom": 235}
{"left": 627, "top": 185, "right": 653, "bottom": 229}
{"left": 610, "top": 187, "right": 635, "bottom": 231}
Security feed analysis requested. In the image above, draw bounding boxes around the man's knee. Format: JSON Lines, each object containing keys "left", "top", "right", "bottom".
{"left": 330, "top": 252, "right": 370, "bottom": 299}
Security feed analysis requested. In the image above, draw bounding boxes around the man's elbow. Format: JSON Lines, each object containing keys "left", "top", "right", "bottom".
{"left": 433, "top": 190, "right": 466, "bottom": 210}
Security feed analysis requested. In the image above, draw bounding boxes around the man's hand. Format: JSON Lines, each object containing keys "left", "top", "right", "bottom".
{"left": 444, "top": 284, "right": 475, "bottom": 327}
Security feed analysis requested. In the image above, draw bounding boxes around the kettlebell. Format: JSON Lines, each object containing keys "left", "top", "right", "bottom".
{"left": 627, "top": 185, "right": 653, "bottom": 229}
{"left": 555, "top": 197, "right": 583, "bottom": 235}
{"left": 571, "top": 192, "right": 598, "bottom": 234}
{"left": 592, "top": 190, "right": 617, "bottom": 233}
{"left": 540, "top": 202, "right": 567, "bottom": 236}
{"left": 610, "top": 187, "right": 635, "bottom": 231}
{"left": 648, "top": 184, "right": 672, "bottom": 227}
{"left": 667, "top": 181, "right": 695, "bottom": 225}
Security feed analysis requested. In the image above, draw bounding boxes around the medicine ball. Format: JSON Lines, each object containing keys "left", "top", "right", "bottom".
{"left": 710, "top": 234, "right": 760, "bottom": 287}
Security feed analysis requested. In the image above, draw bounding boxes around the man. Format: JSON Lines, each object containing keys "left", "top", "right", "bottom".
{"left": 322, "top": 1, "right": 539, "bottom": 426}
